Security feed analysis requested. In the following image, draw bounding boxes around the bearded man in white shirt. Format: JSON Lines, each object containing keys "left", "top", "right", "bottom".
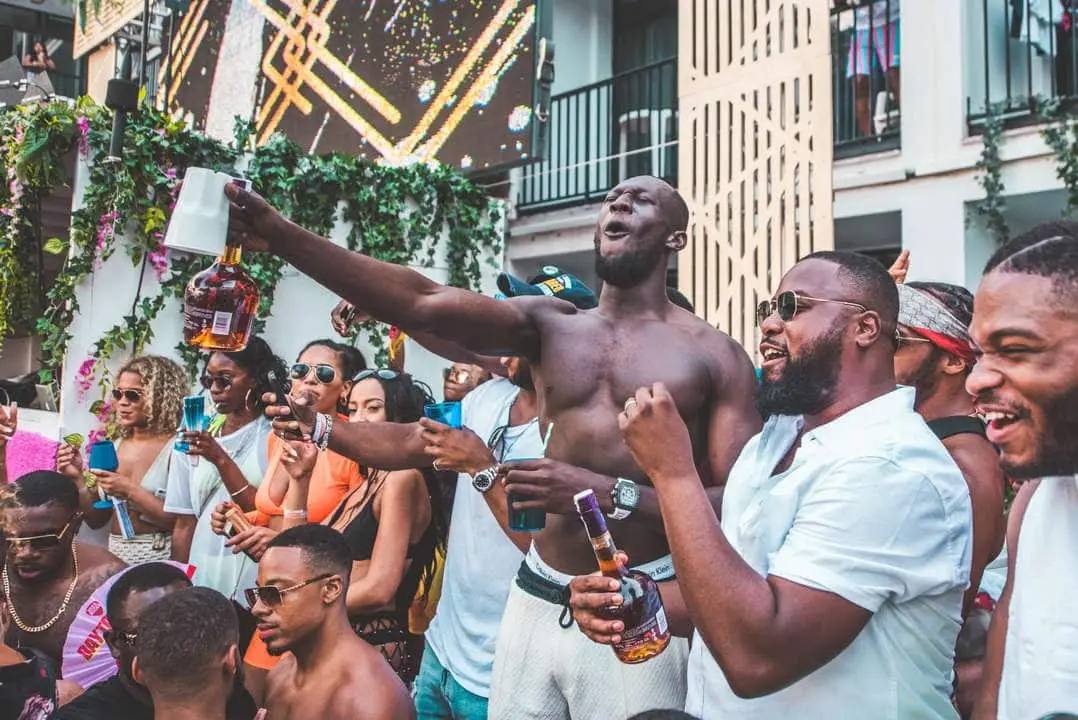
{"left": 571, "top": 250, "right": 973, "bottom": 719}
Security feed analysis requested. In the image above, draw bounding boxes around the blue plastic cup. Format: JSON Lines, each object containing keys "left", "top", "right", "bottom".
{"left": 88, "top": 440, "right": 119, "bottom": 509}
{"left": 424, "top": 401, "right": 462, "bottom": 429}
{"left": 506, "top": 457, "right": 546, "bottom": 532}
{"left": 175, "top": 395, "right": 208, "bottom": 456}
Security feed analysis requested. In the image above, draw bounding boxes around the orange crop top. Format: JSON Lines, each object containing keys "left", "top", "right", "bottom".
{"left": 249, "top": 429, "right": 362, "bottom": 526}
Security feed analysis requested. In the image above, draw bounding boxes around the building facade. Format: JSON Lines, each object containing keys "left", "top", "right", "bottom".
{"left": 507, "top": 0, "right": 1074, "bottom": 298}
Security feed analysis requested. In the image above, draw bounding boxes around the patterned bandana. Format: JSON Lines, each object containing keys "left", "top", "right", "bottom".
{"left": 897, "top": 284, "right": 976, "bottom": 363}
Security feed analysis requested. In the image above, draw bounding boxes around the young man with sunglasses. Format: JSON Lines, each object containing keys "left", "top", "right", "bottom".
{"left": 252, "top": 524, "right": 414, "bottom": 719}
{"left": 51, "top": 562, "right": 259, "bottom": 719}
{"left": 229, "top": 176, "right": 761, "bottom": 718}
{"left": 3, "top": 471, "right": 125, "bottom": 669}
{"left": 571, "top": 251, "right": 973, "bottom": 718}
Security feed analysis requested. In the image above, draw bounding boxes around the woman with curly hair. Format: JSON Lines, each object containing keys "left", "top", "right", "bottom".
{"left": 165, "top": 338, "right": 286, "bottom": 627}
{"left": 83, "top": 355, "right": 187, "bottom": 563}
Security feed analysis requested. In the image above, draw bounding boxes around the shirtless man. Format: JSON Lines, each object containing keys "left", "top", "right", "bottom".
{"left": 2, "top": 471, "right": 125, "bottom": 667}
{"left": 132, "top": 587, "right": 241, "bottom": 720}
{"left": 226, "top": 175, "right": 761, "bottom": 717}
{"left": 253, "top": 524, "right": 414, "bottom": 720}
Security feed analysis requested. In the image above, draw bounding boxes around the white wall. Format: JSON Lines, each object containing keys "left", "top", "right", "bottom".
{"left": 58, "top": 157, "right": 505, "bottom": 444}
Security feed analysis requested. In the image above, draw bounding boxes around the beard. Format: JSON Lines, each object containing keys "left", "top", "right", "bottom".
{"left": 756, "top": 323, "right": 844, "bottom": 418}
{"left": 594, "top": 238, "right": 665, "bottom": 288}
{"left": 900, "top": 349, "right": 941, "bottom": 407}
{"left": 1006, "top": 382, "right": 1078, "bottom": 478}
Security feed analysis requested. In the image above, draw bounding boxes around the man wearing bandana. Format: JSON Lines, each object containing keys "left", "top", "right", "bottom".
{"left": 894, "top": 281, "right": 1007, "bottom": 714}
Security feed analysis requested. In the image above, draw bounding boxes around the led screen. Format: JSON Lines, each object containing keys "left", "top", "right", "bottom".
{"left": 161, "top": 0, "right": 543, "bottom": 171}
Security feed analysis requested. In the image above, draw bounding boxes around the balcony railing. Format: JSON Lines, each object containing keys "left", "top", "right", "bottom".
{"left": 830, "top": 0, "right": 902, "bottom": 158}
{"left": 517, "top": 57, "right": 677, "bottom": 213}
{"left": 967, "top": 0, "right": 1078, "bottom": 128}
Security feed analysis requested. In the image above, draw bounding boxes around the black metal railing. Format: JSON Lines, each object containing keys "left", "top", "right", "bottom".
{"left": 518, "top": 57, "right": 677, "bottom": 212}
{"left": 967, "top": 0, "right": 1078, "bottom": 128}
{"left": 830, "top": 0, "right": 902, "bottom": 158}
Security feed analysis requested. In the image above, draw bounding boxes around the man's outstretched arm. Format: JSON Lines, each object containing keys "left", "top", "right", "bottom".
{"left": 226, "top": 183, "right": 544, "bottom": 357}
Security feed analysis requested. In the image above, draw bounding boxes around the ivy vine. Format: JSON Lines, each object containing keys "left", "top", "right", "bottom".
{"left": 970, "top": 102, "right": 1010, "bottom": 246}
{"left": 0, "top": 97, "right": 503, "bottom": 426}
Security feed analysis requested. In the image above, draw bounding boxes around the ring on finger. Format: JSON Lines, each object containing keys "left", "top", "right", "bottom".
{"left": 432, "top": 459, "right": 443, "bottom": 471}
{"left": 623, "top": 397, "right": 638, "bottom": 413}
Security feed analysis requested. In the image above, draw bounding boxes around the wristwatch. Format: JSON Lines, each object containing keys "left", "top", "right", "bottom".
{"left": 608, "top": 477, "right": 640, "bottom": 520}
{"left": 471, "top": 466, "right": 498, "bottom": 494}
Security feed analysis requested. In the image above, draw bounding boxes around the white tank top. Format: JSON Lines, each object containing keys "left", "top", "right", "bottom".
{"left": 999, "top": 476, "right": 1078, "bottom": 718}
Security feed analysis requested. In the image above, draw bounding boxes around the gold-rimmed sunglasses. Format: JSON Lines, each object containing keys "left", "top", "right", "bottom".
{"left": 5, "top": 520, "right": 75, "bottom": 551}
{"left": 756, "top": 291, "right": 868, "bottom": 327}
{"left": 244, "top": 573, "right": 333, "bottom": 608}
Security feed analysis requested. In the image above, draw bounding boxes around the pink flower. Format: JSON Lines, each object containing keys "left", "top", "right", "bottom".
{"left": 149, "top": 247, "right": 168, "bottom": 281}
{"left": 165, "top": 167, "right": 177, "bottom": 181}
{"left": 75, "top": 357, "right": 97, "bottom": 399}
{"left": 76, "top": 116, "right": 90, "bottom": 157}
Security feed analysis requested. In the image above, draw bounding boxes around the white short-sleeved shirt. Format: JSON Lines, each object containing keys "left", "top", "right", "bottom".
{"left": 425, "top": 377, "right": 541, "bottom": 698}
{"left": 685, "top": 387, "right": 972, "bottom": 720}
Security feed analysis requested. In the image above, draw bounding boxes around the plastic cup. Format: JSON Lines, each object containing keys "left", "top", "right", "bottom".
{"left": 87, "top": 440, "right": 118, "bottom": 510}
{"left": 424, "top": 401, "right": 462, "bottom": 429}
{"left": 507, "top": 457, "right": 546, "bottom": 532}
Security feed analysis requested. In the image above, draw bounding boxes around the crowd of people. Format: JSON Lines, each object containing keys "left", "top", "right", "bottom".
{"left": 0, "top": 174, "right": 1075, "bottom": 719}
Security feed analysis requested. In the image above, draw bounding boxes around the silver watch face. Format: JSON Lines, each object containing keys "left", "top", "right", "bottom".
{"left": 473, "top": 470, "right": 495, "bottom": 493}
{"left": 616, "top": 481, "right": 640, "bottom": 508}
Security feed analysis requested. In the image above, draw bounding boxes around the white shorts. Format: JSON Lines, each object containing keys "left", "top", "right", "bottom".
{"left": 488, "top": 547, "right": 689, "bottom": 720}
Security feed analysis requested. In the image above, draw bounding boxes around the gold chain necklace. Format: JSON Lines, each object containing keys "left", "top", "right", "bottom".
{"left": 2, "top": 543, "right": 79, "bottom": 633}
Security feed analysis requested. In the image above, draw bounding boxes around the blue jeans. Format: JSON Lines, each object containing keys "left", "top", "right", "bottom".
{"left": 413, "top": 646, "right": 489, "bottom": 720}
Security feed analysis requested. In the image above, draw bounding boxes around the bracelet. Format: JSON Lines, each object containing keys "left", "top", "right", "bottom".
{"left": 312, "top": 413, "right": 333, "bottom": 452}
{"left": 311, "top": 413, "right": 328, "bottom": 450}
{"left": 283, "top": 509, "right": 307, "bottom": 520}
{"left": 229, "top": 485, "right": 248, "bottom": 498}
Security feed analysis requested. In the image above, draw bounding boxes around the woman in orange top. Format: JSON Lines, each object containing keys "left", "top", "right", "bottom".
{"left": 209, "top": 338, "right": 365, "bottom": 700}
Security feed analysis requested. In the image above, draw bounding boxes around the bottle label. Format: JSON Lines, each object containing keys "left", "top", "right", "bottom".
{"left": 183, "top": 305, "right": 215, "bottom": 333}
{"left": 211, "top": 311, "right": 233, "bottom": 335}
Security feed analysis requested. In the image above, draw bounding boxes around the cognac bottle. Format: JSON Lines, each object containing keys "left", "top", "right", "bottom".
{"left": 183, "top": 243, "right": 259, "bottom": 351}
{"left": 574, "top": 489, "right": 671, "bottom": 664}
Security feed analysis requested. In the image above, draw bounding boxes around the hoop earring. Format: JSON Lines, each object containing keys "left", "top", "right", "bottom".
{"left": 245, "top": 389, "right": 254, "bottom": 410}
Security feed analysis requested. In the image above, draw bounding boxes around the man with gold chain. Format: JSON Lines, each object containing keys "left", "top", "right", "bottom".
{"left": 2, "top": 471, "right": 125, "bottom": 669}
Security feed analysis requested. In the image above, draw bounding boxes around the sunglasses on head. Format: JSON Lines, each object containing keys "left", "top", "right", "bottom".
{"left": 111, "top": 388, "right": 143, "bottom": 403}
{"left": 756, "top": 291, "right": 868, "bottom": 327}
{"left": 6, "top": 520, "right": 74, "bottom": 551}
{"left": 353, "top": 369, "right": 400, "bottom": 383}
{"left": 200, "top": 375, "right": 233, "bottom": 391}
{"left": 243, "top": 573, "right": 333, "bottom": 609}
{"left": 290, "top": 363, "right": 337, "bottom": 384}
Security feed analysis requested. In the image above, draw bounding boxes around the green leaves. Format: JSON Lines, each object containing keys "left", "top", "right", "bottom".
{"left": 1, "top": 96, "right": 501, "bottom": 407}
{"left": 43, "top": 237, "right": 67, "bottom": 254}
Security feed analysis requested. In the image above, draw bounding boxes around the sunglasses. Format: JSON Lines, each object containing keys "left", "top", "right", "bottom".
{"left": 6, "top": 520, "right": 73, "bottom": 551}
{"left": 200, "top": 375, "right": 233, "bottom": 391}
{"left": 111, "top": 388, "right": 143, "bottom": 403}
{"left": 756, "top": 291, "right": 868, "bottom": 327}
{"left": 290, "top": 364, "right": 337, "bottom": 384}
{"left": 243, "top": 573, "right": 333, "bottom": 609}
{"left": 108, "top": 630, "right": 138, "bottom": 647}
{"left": 353, "top": 369, "right": 400, "bottom": 383}
{"left": 896, "top": 332, "right": 933, "bottom": 345}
